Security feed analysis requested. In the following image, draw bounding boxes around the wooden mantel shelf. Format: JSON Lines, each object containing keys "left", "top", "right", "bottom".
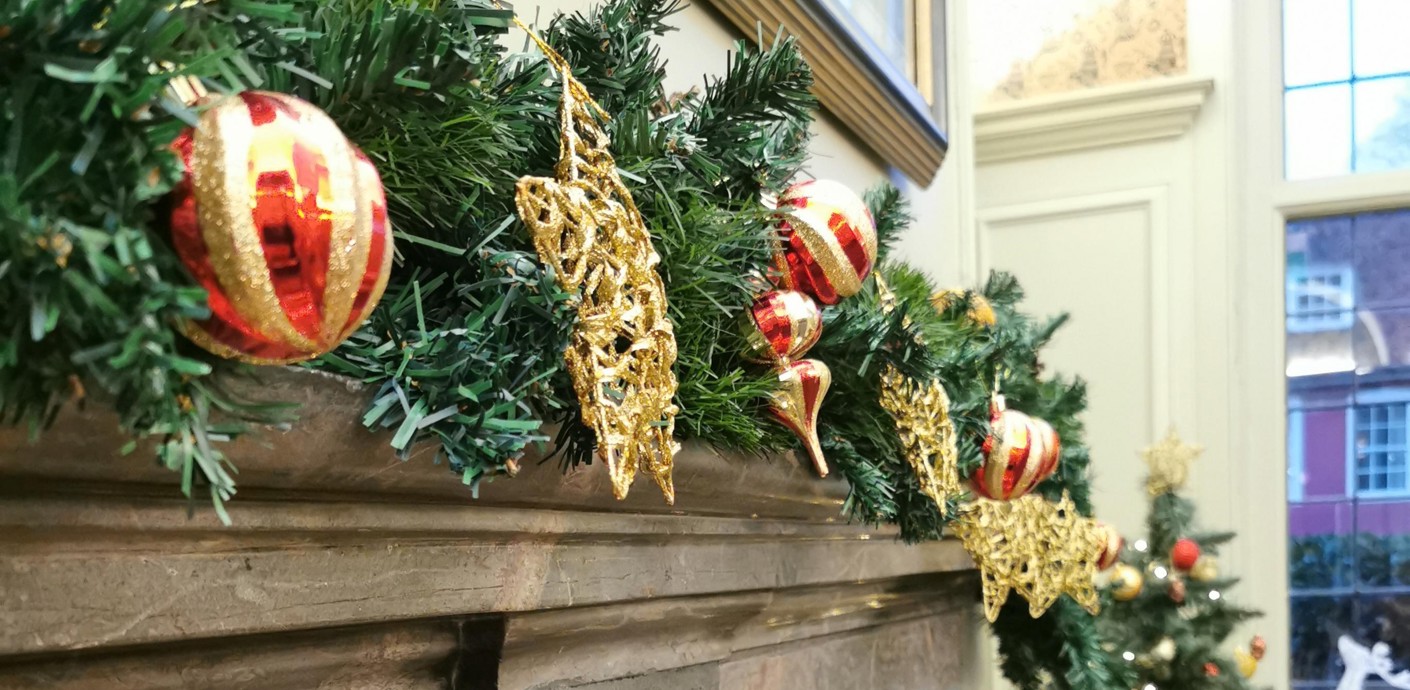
{"left": 0, "top": 370, "right": 978, "bottom": 690}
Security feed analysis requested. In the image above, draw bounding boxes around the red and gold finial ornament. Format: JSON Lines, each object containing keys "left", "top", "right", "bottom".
{"left": 745, "top": 290, "right": 823, "bottom": 363}
{"left": 773, "top": 179, "right": 877, "bottom": 305}
{"left": 972, "top": 392, "right": 1062, "bottom": 500}
{"left": 168, "top": 91, "right": 392, "bottom": 364}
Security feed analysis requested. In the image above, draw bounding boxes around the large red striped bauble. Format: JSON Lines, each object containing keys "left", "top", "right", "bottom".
{"left": 168, "top": 92, "right": 392, "bottom": 364}
{"left": 745, "top": 289, "right": 823, "bottom": 363}
{"left": 972, "top": 394, "right": 1062, "bottom": 500}
{"left": 769, "top": 358, "right": 832, "bottom": 477}
{"left": 775, "top": 179, "right": 877, "bottom": 305}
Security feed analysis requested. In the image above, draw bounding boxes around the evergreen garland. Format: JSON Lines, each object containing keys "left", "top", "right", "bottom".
{"left": 0, "top": 0, "right": 1124, "bottom": 686}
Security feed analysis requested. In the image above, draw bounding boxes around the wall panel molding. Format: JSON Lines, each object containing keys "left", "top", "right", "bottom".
{"left": 974, "top": 76, "right": 1213, "bottom": 164}
{"left": 977, "top": 185, "right": 1173, "bottom": 446}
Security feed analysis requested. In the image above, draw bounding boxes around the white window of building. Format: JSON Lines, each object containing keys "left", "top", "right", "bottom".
{"left": 1286, "top": 265, "right": 1355, "bottom": 333}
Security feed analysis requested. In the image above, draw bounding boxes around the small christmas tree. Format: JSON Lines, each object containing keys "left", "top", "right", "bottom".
{"left": 1097, "top": 431, "right": 1265, "bottom": 689}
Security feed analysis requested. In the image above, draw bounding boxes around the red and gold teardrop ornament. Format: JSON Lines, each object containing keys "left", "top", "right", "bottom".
{"left": 769, "top": 359, "right": 833, "bottom": 477}
{"left": 168, "top": 91, "right": 392, "bottom": 364}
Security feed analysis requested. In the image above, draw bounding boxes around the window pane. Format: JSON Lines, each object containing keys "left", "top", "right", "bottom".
{"left": 1353, "top": 0, "right": 1410, "bottom": 78}
{"left": 1289, "top": 211, "right": 1410, "bottom": 689}
{"left": 1286, "top": 84, "right": 1353, "bottom": 179}
{"left": 1353, "top": 209, "right": 1410, "bottom": 310}
{"left": 1353, "top": 76, "right": 1410, "bottom": 173}
{"left": 1285, "top": 0, "right": 1352, "bottom": 86}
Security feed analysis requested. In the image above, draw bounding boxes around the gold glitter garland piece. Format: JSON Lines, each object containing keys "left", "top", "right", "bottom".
{"left": 1142, "top": 429, "right": 1202, "bottom": 497}
{"left": 513, "top": 20, "right": 680, "bottom": 503}
{"left": 878, "top": 364, "right": 960, "bottom": 515}
{"left": 954, "top": 492, "right": 1104, "bottom": 622}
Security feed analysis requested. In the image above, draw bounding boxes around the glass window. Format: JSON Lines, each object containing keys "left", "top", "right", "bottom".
{"left": 1283, "top": 0, "right": 1410, "bottom": 179}
{"left": 1287, "top": 208, "right": 1410, "bottom": 689}
{"left": 825, "top": 0, "right": 939, "bottom": 106}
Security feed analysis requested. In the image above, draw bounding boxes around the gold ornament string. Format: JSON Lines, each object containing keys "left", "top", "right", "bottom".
{"left": 874, "top": 274, "right": 960, "bottom": 513}
{"left": 953, "top": 492, "right": 1104, "bottom": 622}
{"left": 512, "top": 17, "right": 680, "bottom": 503}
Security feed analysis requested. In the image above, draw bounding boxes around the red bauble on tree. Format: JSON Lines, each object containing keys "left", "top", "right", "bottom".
{"left": 169, "top": 91, "right": 393, "bottom": 364}
{"left": 972, "top": 393, "right": 1061, "bottom": 500}
{"left": 772, "top": 179, "right": 877, "bottom": 305}
{"left": 1170, "top": 538, "right": 1201, "bottom": 570}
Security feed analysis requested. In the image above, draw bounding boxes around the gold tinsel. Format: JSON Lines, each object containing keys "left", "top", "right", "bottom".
{"left": 513, "top": 20, "right": 679, "bottom": 503}
{"left": 954, "top": 492, "right": 1104, "bottom": 622}
{"left": 873, "top": 274, "right": 960, "bottom": 513}
{"left": 1142, "top": 429, "right": 1202, "bottom": 496}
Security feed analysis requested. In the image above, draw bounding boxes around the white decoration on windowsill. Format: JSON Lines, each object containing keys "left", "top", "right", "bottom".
{"left": 1338, "top": 635, "right": 1410, "bottom": 690}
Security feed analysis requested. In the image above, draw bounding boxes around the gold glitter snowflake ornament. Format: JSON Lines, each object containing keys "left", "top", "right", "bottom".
{"left": 514, "top": 20, "right": 679, "bottom": 503}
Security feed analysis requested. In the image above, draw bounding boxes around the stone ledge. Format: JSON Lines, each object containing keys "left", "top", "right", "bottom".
{"left": 0, "top": 368, "right": 845, "bottom": 522}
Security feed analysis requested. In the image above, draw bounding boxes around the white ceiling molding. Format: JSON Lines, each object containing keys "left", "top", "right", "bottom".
{"left": 974, "top": 75, "right": 1214, "bottom": 165}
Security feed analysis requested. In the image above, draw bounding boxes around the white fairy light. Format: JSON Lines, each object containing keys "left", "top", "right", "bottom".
{"left": 1153, "top": 566, "right": 1168, "bottom": 579}
{"left": 1144, "top": 684, "right": 1158, "bottom": 690}
{"left": 1134, "top": 539, "right": 1149, "bottom": 552}
{"left": 1209, "top": 590, "right": 1222, "bottom": 601}
{"left": 1123, "top": 651, "right": 1136, "bottom": 661}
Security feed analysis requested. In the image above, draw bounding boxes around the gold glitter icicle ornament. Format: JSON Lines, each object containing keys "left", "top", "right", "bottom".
{"left": 953, "top": 492, "right": 1105, "bottom": 622}
{"left": 874, "top": 274, "right": 961, "bottom": 514}
{"left": 878, "top": 366, "right": 961, "bottom": 515}
{"left": 513, "top": 20, "right": 680, "bottom": 503}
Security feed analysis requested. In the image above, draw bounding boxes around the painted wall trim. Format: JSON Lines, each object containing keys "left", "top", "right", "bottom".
{"left": 974, "top": 75, "right": 1214, "bottom": 165}
{"left": 976, "top": 185, "right": 1172, "bottom": 441}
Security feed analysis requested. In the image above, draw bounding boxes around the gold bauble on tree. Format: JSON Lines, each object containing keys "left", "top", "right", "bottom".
{"left": 931, "top": 288, "right": 996, "bottom": 327}
{"left": 1189, "top": 555, "right": 1219, "bottom": 582}
{"left": 1110, "top": 563, "right": 1145, "bottom": 601}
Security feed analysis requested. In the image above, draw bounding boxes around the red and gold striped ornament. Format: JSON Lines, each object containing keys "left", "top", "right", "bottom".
{"left": 972, "top": 394, "right": 1061, "bottom": 500}
{"left": 1095, "top": 521, "right": 1124, "bottom": 571}
{"left": 745, "top": 290, "right": 823, "bottom": 363}
{"left": 774, "top": 179, "right": 877, "bottom": 305}
{"left": 769, "top": 358, "right": 832, "bottom": 477}
{"left": 168, "top": 91, "right": 392, "bottom": 364}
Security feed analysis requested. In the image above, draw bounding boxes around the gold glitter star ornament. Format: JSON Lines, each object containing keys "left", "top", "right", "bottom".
{"left": 1143, "top": 429, "right": 1202, "bottom": 496}
{"left": 513, "top": 21, "right": 679, "bottom": 503}
{"left": 954, "top": 492, "right": 1104, "bottom": 622}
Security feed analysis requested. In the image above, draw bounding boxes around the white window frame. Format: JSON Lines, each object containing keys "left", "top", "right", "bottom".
{"left": 1285, "top": 264, "right": 1355, "bottom": 333}
{"left": 1238, "top": 2, "right": 1410, "bottom": 688}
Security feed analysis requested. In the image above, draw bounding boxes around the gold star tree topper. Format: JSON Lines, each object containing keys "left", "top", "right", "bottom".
{"left": 513, "top": 20, "right": 680, "bottom": 503}
{"left": 1143, "top": 429, "right": 1202, "bottom": 496}
{"left": 954, "top": 492, "right": 1104, "bottom": 622}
